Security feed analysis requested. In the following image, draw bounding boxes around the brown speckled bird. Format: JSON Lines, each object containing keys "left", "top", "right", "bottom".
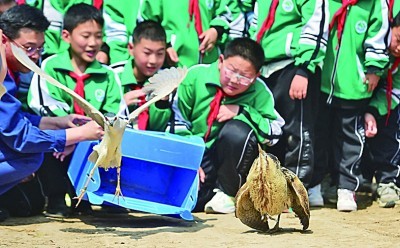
{"left": 235, "top": 145, "right": 310, "bottom": 232}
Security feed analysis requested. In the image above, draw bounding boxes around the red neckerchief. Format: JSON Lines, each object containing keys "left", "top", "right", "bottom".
{"left": 68, "top": 71, "right": 90, "bottom": 116}
{"left": 204, "top": 87, "right": 225, "bottom": 141}
{"left": 256, "top": 0, "right": 279, "bottom": 43}
{"left": 329, "top": 0, "right": 358, "bottom": 48}
{"left": 189, "top": 0, "right": 203, "bottom": 37}
{"left": 130, "top": 84, "right": 148, "bottom": 130}
{"left": 389, "top": 0, "right": 395, "bottom": 22}
{"left": 386, "top": 58, "right": 400, "bottom": 125}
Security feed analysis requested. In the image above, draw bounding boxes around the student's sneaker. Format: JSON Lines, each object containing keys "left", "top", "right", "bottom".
{"left": 308, "top": 184, "right": 324, "bottom": 207}
{"left": 337, "top": 189, "right": 357, "bottom": 212}
{"left": 204, "top": 189, "right": 235, "bottom": 214}
{"left": 376, "top": 182, "right": 400, "bottom": 208}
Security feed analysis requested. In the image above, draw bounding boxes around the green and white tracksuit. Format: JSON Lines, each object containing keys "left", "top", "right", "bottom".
{"left": 140, "top": 0, "right": 244, "bottom": 67}
{"left": 248, "top": 0, "right": 329, "bottom": 187}
{"left": 312, "top": 0, "right": 390, "bottom": 192}
{"left": 27, "top": 50, "right": 126, "bottom": 116}
{"left": 103, "top": 0, "right": 143, "bottom": 66}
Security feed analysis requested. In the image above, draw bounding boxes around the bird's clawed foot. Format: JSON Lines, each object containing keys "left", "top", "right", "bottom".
{"left": 112, "top": 186, "right": 125, "bottom": 205}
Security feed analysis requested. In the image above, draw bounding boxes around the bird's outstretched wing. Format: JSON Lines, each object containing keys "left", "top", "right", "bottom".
{"left": 128, "top": 66, "right": 187, "bottom": 124}
{"left": 11, "top": 43, "right": 106, "bottom": 128}
{"left": 281, "top": 167, "right": 310, "bottom": 230}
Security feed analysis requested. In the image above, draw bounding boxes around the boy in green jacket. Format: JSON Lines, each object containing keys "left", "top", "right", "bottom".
{"left": 26, "top": 3, "right": 126, "bottom": 217}
{"left": 248, "top": 0, "right": 329, "bottom": 190}
{"left": 28, "top": 3, "right": 125, "bottom": 118}
{"left": 18, "top": 0, "right": 103, "bottom": 59}
{"left": 362, "top": 10, "right": 400, "bottom": 208}
{"left": 309, "top": 0, "right": 390, "bottom": 212}
{"left": 150, "top": 37, "right": 284, "bottom": 213}
{"left": 116, "top": 20, "right": 166, "bottom": 130}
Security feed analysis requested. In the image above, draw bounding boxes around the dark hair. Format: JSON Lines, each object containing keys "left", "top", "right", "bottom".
{"left": 63, "top": 3, "right": 104, "bottom": 32}
{"left": 223, "top": 37, "right": 265, "bottom": 72}
{"left": 132, "top": 20, "right": 166, "bottom": 44}
{"left": 393, "top": 12, "right": 400, "bottom": 27}
{"left": 0, "top": 5, "right": 49, "bottom": 39}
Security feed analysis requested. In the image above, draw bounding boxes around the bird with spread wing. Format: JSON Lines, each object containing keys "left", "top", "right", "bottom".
{"left": 235, "top": 145, "right": 310, "bottom": 233}
{"left": 11, "top": 43, "right": 188, "bottom": 206}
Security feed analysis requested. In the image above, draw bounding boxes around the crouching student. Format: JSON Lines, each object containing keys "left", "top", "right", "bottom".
{"left": 149, "top": 37, "right": 284, "bottom": 213}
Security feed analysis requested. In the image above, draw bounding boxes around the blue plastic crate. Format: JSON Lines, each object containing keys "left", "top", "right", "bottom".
{"left": 67, "top": 128, "right": 205, "bottom": 220}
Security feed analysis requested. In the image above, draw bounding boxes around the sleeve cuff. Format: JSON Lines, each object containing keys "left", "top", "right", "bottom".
{"left": 366, "top": 106, "right": 382, "bottom": 120}
{"left": 51, "top": 129, "right": 66, "bottom": 152}
{"left": 296, "top": 66, "right": 309, "bottom": 79}
{"left": 210, "top": 25, "right": 225, "bottom": 40}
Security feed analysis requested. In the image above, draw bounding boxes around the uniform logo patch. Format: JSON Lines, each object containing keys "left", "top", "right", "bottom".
{"left": 94, "top": 89, "right": 105, "bottom": 102}
{"left": 355, "top": 21, "right": 368, "bottom": 34}
{"left": 282, "top": 0, "right": 294, "bottom": 12}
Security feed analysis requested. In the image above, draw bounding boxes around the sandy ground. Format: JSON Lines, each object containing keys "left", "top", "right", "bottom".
{"left": 0, "top": 192, "right": 399, "bottom": 248}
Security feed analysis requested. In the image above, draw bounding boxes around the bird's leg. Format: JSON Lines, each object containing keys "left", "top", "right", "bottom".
{"left": 74, "top": 164, "right": 98, "bottom": 207}
{"left": 112, "top": 167, "right": 125, "bottom": 204}
{"left": 268, "top": 214, "right": 282, "bottom": 233}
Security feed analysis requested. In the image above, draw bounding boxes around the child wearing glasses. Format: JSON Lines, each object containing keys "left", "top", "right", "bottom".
{"left": 150, "top": 37, "right": 284, "bottom": 214}
{"left": 26, "top": 3, "right": 127, "bottom": 217}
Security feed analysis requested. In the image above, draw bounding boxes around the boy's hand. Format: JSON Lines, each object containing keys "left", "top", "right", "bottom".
{"left": 53, "top": 144, "right": 76, "bottom": 162}
{"left": 166, "top": 47, "right": 179, "bottom": 66}
{"left": 289, "top": 75, "right": 308, "bottom": 100}
{"left": 217, "top": 104, "right": 239, "bottom": 122}
{"left": 199, "top": 28, "right": 218, "bottom": 53}
{"left": 124, "top": 89, "right": 146, "bottom": 106}
{"left": 364, "top": 74, "right": 380, "bottom": 92}
{"left": 96, "top": 51, "right": 109, "bottom": 65}
{"left": 364, "top": 112, "right": 377, "bottom": 138}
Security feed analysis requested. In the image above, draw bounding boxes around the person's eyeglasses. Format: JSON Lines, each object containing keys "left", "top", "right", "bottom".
{"left": 223, "top": 66, "right": 255, "bottom": 86}
{"left": 11, "top": 39, "right": 44, "bottom": 57}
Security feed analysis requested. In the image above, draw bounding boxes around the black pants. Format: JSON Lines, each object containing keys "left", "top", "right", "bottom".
{"left": 37, "top": 153, "right": 74, "bottom": 200}
{"left": 0, "top": 176, "right": 45, "bottom": 217}
{"left": 194, "top": 120, "right": 258, "bottom": 211}
{"left": 262, "top": 63, "right": 321, "bottom": 188}
{"left": 311, "top": 98, "right": 365, "bottom": 191}
{"left": 362, "top": 106, "right": 400, "bottom": 187}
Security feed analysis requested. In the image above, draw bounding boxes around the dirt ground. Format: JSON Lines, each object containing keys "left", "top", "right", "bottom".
{"left": 0, "top": 192, "right": 399, "bottom": 248}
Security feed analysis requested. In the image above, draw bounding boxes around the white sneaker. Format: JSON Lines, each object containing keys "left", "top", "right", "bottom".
{"left": 204, "top": 189, "right": 235, "bottom": 214}
{"left": 337, "top": 189, "right": 357, "bottom": 212}
{"left": 308, "top": 184, "right": 324, "bottom": 207}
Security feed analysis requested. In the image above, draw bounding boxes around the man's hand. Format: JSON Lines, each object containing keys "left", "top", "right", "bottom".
{"left": 54, "top": 144, "right": 76, "bottom": 162}
{"left": 217, "top": 104, "right": 239, "bottom": 122}
{"left": 364, "top": 73, "right": 380, "bottom": 93}
{"left": 364, "top": 112, "right": 377, "bottom": 138}
{"left": 199, "top": 28, "right": 218, "bottom": 54}
{"left": 289, "top": 75, "right": 308, "bottom": 100}
{"left": 57, "top": 114, "right": 92, "bottom": 129}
